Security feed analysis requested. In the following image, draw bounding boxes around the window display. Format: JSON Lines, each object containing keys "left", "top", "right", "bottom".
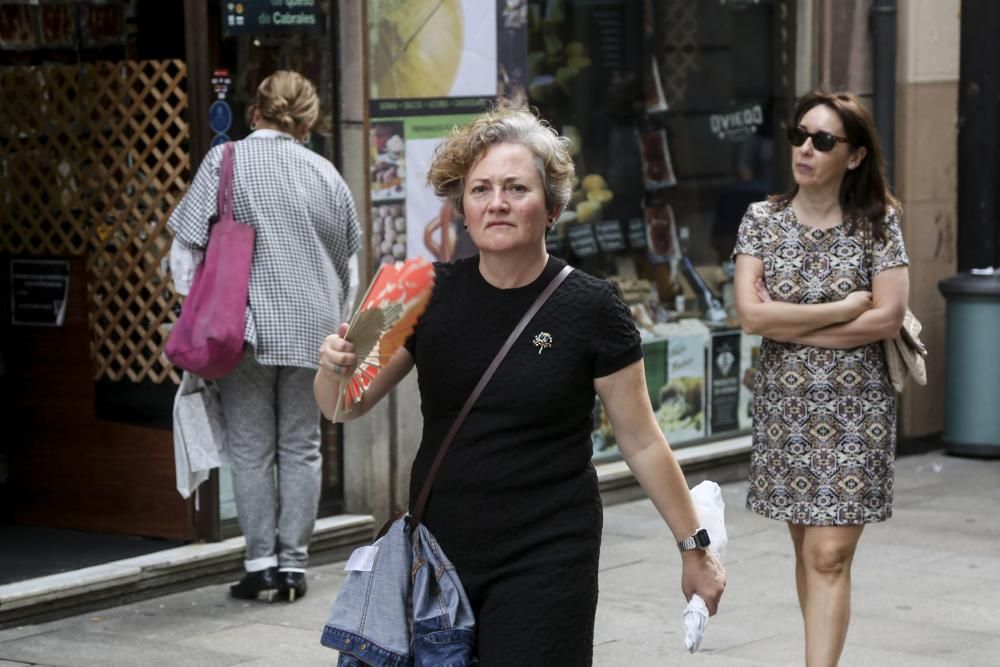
{"left": 527, "top": 0, "right": 794, "bottom": 452}
{"left": 357, "top": 0, "right": 793, "bottom": 456}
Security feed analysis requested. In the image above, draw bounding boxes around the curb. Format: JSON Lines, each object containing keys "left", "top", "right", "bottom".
{"left": 0, "top": 514, "right": 374, "bottom": 629}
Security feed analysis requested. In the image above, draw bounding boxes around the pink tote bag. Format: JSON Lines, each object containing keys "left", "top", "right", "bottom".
{"left": 166, "top": 142, "right": 255, "bottom": 379}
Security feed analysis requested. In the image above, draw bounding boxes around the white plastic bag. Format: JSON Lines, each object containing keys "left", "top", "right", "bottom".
{"left": 683, "top": 480, "right": 728, "bottom": 653}
{"left": 172, "top": 371, "right": 226, "bottom": 499}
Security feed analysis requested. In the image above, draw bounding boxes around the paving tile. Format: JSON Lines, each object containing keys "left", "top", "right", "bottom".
{"left": 3, "top": 451, "right": 998, "bottom": 666}
{"left": 948, "top": 636, "right": 1000, "bottom": 666}
{"left": 0, "top": 628, "right": 248, "bottom": 667}
{"left": 846, "top": 614, "right": 994, "bottom": 657}
{"left": 178, "top": 622, "right": 332, "bottom": 664}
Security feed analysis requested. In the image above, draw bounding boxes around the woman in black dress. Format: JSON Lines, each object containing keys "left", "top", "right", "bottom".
{"left": 733, "top": 91, "right": 909, "bottom": 666}
{"left": 315, "top": 107, "right": 725, "bottom": 665}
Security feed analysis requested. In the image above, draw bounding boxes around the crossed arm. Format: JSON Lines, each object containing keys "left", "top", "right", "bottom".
{"left": 733, "top": 254, "right": 908, "bottom": 349}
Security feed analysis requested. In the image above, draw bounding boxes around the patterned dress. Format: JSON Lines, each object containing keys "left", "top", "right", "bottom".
{"left": 733, "top": 201, "right": 909, "bottom": 525}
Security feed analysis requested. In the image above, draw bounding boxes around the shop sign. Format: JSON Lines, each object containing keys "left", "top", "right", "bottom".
{"left": 594, "top": 220, "right": 626, "bottom": 253}
{"left": 368, "top": 113, "right": 478, "bottom": 266}
{"left": 567, "top": 224, "right": 599, "bottom": 258}
{"left": 709, "top": 102, "right": 765, "bottom": 142}
{"left": 209, "top": 100, "right": 232, "bottom": 134}
{"left": 709, "top": 330, "right": 742, "bottom": 434}
{"left": 368, "top": 0, "right": 497, "bottom": 102}
{"left": 212, "top": 69, "right": 232, "bottom": 100}
{"left": 10, "top": 260, "right": 70, "bottom": 327}
{"left": 370, "top": 97, "right": 491, "bottom": 119}
{"left": 221, "top": 0, "right": 320, "bottom": 36}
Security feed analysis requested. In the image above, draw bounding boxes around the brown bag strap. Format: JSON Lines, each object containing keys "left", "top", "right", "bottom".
{"left": 409, "top": 263, "right": 573, "bottom": 527}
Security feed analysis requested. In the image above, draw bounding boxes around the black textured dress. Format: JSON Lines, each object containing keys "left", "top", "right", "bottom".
{"left": 405, "top": 255, "right": 642, "bottom": 666}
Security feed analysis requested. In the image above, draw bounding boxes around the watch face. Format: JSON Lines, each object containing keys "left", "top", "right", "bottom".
{"left": 695, "top": 528, "right": 711, "bottom": 548}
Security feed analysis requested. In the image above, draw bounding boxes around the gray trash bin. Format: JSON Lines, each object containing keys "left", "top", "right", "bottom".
{"left": 938, "top": 272, "right": 1000, "bottom": 457}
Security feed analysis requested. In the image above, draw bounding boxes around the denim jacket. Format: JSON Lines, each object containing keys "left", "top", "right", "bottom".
{"left": 321, "top": 517, "right": 476, "bottom": 666}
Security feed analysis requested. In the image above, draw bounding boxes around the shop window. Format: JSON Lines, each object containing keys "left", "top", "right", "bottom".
{"left": 528, "top": 0, "right": 794, "bottom": 455}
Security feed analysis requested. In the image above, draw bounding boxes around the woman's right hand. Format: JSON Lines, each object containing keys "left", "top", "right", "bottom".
{"left": 318, "top": 323, "right": 357, "bottom": 380}
{"left": 840, "top": 290, "right": 874, "bottom": 321}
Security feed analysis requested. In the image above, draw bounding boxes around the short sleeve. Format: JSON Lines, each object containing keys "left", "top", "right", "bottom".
{"left": 872, "top": 209, "right": 910, "bottom": 277}
{"left": 593, "top": 281, "right": 643, "bottom": 378}
{"left": 168, "top": 144, "right": 225, "bottom": 249}
{"left": 731, "top": 203, "right": 769, "bottom": 261}
{"left": 328, "top": 178, "right": 362, "bottom": 299}
{"left": 339, "top": 184, "right": 362, "bottom": 257}
{"left": 404, "top": 261, "right": 450, "bottom": 360}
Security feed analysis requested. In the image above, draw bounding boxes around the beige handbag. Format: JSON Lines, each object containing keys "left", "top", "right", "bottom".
{"left": 883, "top": 308, "right": 928, "bottom": 392}
{"left": 864, "top": 223, "right": 928, "bottom": 392}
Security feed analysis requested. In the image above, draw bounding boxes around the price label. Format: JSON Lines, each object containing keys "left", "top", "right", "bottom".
{"left": 594, "top": 220, "right": 626, "bottom": 252}
{"left": 567, "top": 224, "right": 599, "bottom": 258}
{"left": 627, "top": 218, "right": 647, "bottom": 249}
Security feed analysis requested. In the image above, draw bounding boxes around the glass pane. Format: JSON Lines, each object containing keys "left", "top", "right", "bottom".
{"left": 527, "top": 0, "right": 793, "bottom": 453}
{"left": 218, "top": 4, "right": 336, "bottom": 159}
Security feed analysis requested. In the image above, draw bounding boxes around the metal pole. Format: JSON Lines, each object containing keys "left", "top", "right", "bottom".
{"left": 871, "top": 0, "right": 896, "bottom": 190}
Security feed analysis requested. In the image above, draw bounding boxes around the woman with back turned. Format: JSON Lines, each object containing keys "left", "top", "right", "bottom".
{"left": 170, "top": 70, "right": 361, "bottom": 604}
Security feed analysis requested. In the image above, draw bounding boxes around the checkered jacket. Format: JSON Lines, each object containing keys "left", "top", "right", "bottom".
{"left": 169, "top": 130, "right": 360, "bottom": 369}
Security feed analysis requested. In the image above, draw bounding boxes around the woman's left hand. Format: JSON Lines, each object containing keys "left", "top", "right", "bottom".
{"left": 754, "top": 278, "right": 772, "bottom": 303}
{"left": 681, "top": 549, "right": 726, "bottom": 616}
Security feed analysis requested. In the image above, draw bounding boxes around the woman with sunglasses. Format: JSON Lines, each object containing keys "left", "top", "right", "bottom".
{"left": 732, "top": 90, "right": 909, "bottom": 666}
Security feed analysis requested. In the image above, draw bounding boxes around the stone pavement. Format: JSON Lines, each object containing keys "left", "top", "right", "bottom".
{"left": 1, "top": 450, "right": 998, "bottom": 666}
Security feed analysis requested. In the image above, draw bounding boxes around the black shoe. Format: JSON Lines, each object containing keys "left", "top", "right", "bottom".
{"left": 278, "top": 571, "right": 308, "bottom": 602}
{"left": 229, "top": 567, "right": 279, "bottom": 601}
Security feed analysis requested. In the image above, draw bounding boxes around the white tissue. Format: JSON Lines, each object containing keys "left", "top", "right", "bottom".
{"left": 683, "top": 594, "right": 710, "bottom": 652}
{"left": 682, "top": 481, "right": 728, "bottom": 653}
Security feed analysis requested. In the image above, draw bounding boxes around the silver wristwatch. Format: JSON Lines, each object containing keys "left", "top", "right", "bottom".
{"left": 677, "top": 528, "right": 711, "bottom": 552}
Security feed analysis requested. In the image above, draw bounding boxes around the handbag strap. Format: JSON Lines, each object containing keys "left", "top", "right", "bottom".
{"left": 409, "top": 263, "right": 574, "bottom": 527}
{"left": 217, "top": 142, "right": 235, "bottom": 221}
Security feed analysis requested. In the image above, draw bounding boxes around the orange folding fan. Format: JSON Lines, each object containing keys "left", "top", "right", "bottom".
{"left": 334, "top": 257, "right": 435, "bottom": 420}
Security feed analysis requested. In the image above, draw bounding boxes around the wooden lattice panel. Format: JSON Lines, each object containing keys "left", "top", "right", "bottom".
{"left": 0, "top": 64, "right": 90, "bottom": 255}
{"left": 658, "top": 1, "right": 699, "bottom": 106}
{"left": 0, "top": 59, "right": 189, "bottom": 384}
{"left": 85, "top": 60, "right": 189, "bottom": 384}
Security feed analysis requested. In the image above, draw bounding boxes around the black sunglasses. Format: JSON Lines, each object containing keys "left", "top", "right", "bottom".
{"left": 786, "top": 125, "right": 850, "bottom": 152}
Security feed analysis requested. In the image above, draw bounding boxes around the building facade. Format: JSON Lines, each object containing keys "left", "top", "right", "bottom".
{"left": 0, "top": 0, "right": 981, "bottom": 547}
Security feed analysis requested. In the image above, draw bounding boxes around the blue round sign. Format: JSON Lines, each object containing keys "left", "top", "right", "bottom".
{"left": 210, "top": 133, "right": 231, "bottom": 148}
{"left": 208, "top": 100, "right": 232, "bottom": 134}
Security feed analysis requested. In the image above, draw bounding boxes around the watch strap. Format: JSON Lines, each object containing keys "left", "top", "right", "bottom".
{"left": 677, "top": 528, "right": 710, "bottom": 552}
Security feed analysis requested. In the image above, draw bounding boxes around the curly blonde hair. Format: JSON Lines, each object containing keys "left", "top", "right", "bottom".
{"left": 249, "top": 70, "right": 319, "bottom": 135}
{"left": 427, "top": 107, "right": 575, "bottom": 217}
